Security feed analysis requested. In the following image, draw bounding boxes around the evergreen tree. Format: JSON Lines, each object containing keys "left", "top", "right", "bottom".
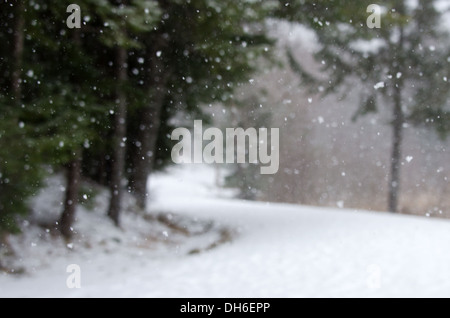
{"left": 127, "top": 0, "right": 278, "bottom": 210}
{"left": 1, "top": 0, "right": 161, "bottom": 234}
{"left": 0, "top": 0, "right": 278, "bottom": 235}
{"left": 286, "top": 0, "right": 450, "bottom": 212}
{"left": 0, "top": 0, "right": 44, "bottom": 234}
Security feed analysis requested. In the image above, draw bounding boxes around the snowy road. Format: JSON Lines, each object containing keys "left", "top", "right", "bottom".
{"left": 2, "top": 166, "right": 450, "bottom": 297}
{"left": 149, "top": 198, "right": 450, "bottom": 298}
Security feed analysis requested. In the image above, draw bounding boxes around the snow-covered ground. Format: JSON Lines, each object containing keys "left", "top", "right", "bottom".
{"left": 2, "top": 165, "right": 450, "bottom": 297}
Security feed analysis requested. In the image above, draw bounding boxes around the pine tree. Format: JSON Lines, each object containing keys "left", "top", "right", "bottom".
{"left": 0, "top": 0, "right": 44, "bottom": 234}
{"left": 286, "top": 0, "right": 450, "bottom": 212}
{"left": 23, "top": 1, "right": 107, "bottom": 237}
{"left": 0, "top": 0, "right": 277, "bottom": 235}
{"left": 127, "top": 0, "right": 278, "bottom": 210}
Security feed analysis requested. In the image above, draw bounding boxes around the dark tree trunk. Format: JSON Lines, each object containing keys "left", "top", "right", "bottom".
{"left": 59, "top": 153, "right": 82, "bottom": 238}
{"left": 131, "top": 89, "right": 166, "bottom": 210}
{"left": 107, "top": 46, "right": 128, "bottom": 226}
{"left": 59, "top": 29, "right": 84, "bottom": 238}
{"left": 11, "top": 0, "right": 24, "bottom": 105}
{"left": 130, "top": 46, "right": 171, "bottom": 210}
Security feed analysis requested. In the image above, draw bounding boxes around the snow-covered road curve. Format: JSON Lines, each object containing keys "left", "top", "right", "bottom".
{"left": 2, "top": 165, "right": 450, "bottom": 297}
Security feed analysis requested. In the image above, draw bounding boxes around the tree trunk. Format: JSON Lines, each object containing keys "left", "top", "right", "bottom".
{"left": 388, "top": 23, "right": 405, "bottom": 213}
{"left": 59, "top": 28, "right": 84, "bottom": 238}
{"left": 130, "top": 47, "right": 171, "bottom": 211}
{"left": 131, "top": 91, "right": 166, "bottom": 210}
{"left": 11, "top": 0, "right": 24, "bottom": 104}
{"left": 388, "top": 86, "right": 404, "bottom": 213}
{"left": 107, "top": 46, "right": 128, "bottom": 226}
{"left": 59, "top": 153, "right": 82, "bottom": 238}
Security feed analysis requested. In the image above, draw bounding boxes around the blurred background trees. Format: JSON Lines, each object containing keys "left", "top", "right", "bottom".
{"left": 285, "top": 0, "right": 450, "bottom": 212}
